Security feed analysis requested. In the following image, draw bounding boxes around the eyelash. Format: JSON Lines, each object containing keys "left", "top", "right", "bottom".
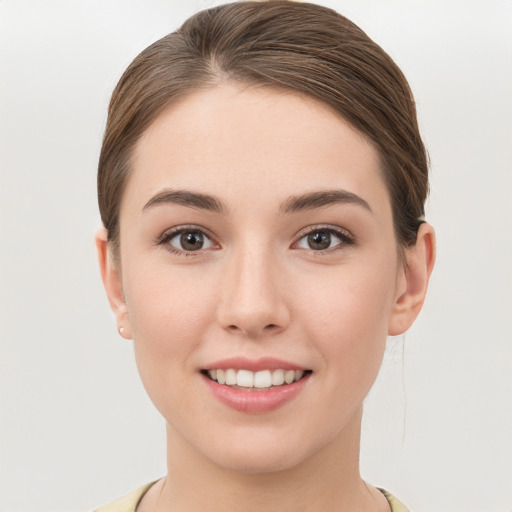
{"left": 293, "top": 225, "right": 355, "bottom": 253}
{"left": 156, "top": 225, "right": 218, "bottom": 257}
{"left": 156, "top": 224, "right": 355, "bottom": 256}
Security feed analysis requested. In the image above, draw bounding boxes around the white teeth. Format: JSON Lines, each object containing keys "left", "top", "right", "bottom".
{"left": 207, "top": 368, "right": 307, "bottom": 388}
{"left": 236, "top": 369, "right": 254, "bottom": 387}
{"left": 271, "top": 369, "right": 285, "bottom": 386}
{"left": 225, "top": 368, "right": 237, "bottom": 385}
{"left": 254, "top": 370, "right": 272, "bottom": 388}
{"left": 284, "top": 370, "right": 295, "bottom": 384}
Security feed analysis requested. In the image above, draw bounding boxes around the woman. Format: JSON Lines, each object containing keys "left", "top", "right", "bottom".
{"left": 94, "top": 1, "right": 435, "bottom": 511}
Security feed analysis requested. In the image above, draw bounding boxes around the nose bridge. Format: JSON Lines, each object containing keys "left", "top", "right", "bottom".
{"left": 217, "top": 241, "right": 289, "bottom": 336}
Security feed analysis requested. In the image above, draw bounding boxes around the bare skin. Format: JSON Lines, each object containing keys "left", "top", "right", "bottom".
{"left": 137, "top": 409, "right": 390, "bottom": 512}
{"left": 97, "top": 83, "right": 435, "bottom": 512}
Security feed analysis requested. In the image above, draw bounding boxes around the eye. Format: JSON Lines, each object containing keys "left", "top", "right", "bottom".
{"left": 295, "top": 227, "right": 353, "bottom": 251}
{"left": 160, "top": 227, "right": 215, "bottom": 253}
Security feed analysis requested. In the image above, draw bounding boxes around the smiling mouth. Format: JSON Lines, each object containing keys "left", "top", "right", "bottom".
{"left": 201, "top": 368, "right": 312, "bottom": 391}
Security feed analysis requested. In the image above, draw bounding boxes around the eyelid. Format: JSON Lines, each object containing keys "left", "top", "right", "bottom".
{"left": 155, "top": 223, "right": 355, "bottom": 255}
{"left": 292, "top": 224, "right": 355, "bottom": 251}
{"left": 156, "top": 224, "right": 219, "bottom": 255}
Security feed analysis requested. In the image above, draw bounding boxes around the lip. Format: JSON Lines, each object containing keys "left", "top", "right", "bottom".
{"left": 201, "top": 370, "right": 311, "bottom": 414}
{"left": 204, "top": 356, "right": 307, "bottom": 372}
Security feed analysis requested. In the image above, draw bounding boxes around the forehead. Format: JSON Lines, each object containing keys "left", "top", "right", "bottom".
{"left": 125, "top": 83, "right": 390, "bottom": 216}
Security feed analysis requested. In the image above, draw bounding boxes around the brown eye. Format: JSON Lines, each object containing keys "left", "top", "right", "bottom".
{"left": 180, "top": 232, "right": 204, "bottom": 251}
{"left": 307, "top": 231, "right": 332, "bottom": 250}
{"left": 166, "top": 230, "right": 213, "bottom": 252}
{"left": 296, "top": 227, "right": 353, "bottom": 252}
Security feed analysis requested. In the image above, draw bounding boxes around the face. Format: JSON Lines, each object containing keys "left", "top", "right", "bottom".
{"left": 108, "top": 83, "right": 412, "bottom": 473}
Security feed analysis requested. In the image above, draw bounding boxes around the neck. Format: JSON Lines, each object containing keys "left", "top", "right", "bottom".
{"left": 151, "top": 407, "right": 388, "bottom": 512}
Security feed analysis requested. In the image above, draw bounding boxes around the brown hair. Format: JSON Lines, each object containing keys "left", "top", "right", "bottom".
{"left": 98, "top": 0, "right": 428, "bottom": 254}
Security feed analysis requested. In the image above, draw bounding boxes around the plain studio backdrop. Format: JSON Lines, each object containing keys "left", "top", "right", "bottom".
{"left": 1, "top": 1, "right": 511, "bottom": 511}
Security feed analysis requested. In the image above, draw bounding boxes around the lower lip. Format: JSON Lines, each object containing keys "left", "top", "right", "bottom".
{"left": 202, "top": 373, "right": 310, "bottom": 414}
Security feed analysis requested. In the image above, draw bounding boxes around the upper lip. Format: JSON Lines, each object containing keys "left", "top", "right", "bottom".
{"left": 203, "top": 357, "right": 308, "bottom": 372}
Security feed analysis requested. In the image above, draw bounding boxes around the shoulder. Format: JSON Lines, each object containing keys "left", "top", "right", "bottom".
{"left": 92, "top": 482, "right": 157, "bottom": 512}
{"left": 379, "top": 488, "right": 412, "bottom": 512}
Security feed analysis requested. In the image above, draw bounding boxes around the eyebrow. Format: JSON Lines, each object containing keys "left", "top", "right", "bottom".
{"left": 143, "top": 189, "right": 228, "bottom": 214}
{"left": 142, "top": 188, "right": 372, "bottom": 216}
{"left": 280, "top": 190, "right": 372, "bottom": 214}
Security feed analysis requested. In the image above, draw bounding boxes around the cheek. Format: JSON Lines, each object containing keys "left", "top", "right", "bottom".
{"left": 123, "top": 263, "right": 217, "bottom": 377}
{"left": 302, "top": 256, "right": 395, "bottom": 328}
{"left": 123, "top": 265, "right": 221, "bottom": 422}
{"left": 296, "top": 256, "right": 398, "bottom": 378}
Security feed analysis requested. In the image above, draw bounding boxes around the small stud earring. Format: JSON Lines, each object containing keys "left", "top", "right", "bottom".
{"left": 119, "top": 327, "right": 125, "bottom": 335}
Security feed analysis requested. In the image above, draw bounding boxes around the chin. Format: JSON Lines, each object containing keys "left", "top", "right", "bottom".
{"left": 193, "top": 424, "right": 328, "bottom": 476}
{"left": 210, "top": 446, "right": 307, "bottom": 475}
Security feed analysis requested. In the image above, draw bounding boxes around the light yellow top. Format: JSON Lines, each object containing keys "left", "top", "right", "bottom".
{"left": 93, "top": 481, "right": 411, "bottom": 512}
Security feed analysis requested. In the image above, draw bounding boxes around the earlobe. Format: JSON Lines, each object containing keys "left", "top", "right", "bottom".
{"left": 388, "top": 223, "right": 436, "bottom": 336}
{"left": 95, "top": 228, "right": 132, "bottom": 339}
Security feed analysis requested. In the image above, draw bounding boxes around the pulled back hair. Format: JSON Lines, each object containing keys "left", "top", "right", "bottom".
{"left": 98, "top": 0, "right": 428, "bottom": 254}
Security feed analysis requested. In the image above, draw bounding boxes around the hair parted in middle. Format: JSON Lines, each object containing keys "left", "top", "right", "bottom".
{"left": 98, "top": 0, "right": 428, "bottom": 255}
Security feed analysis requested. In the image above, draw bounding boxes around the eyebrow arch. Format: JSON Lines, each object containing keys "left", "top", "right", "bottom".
{"left": 143, "top": 189, "right": 228, "bottom": 214}
{"left": 280, "top": 189, "right": 372, "bottom": 214}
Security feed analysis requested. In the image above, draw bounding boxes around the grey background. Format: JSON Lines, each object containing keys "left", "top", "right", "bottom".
{"left": 1, "top": 1, "right": 511, "bottom": 511}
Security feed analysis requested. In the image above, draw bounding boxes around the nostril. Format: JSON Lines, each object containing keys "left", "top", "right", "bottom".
{"left": 226, "top": 323, "right": 280, "bottom": 334}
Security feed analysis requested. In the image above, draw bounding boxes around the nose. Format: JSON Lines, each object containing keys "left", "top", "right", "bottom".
{"left": 216, "top": 246, "right": 290, "bottom": 338}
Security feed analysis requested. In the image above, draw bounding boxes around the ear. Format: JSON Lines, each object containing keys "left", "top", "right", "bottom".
{"left": 95, "top": 227, "right": 132, "bottom": 339}
{"left": 388, "top": 223, "right": 436, "bottom": 336}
